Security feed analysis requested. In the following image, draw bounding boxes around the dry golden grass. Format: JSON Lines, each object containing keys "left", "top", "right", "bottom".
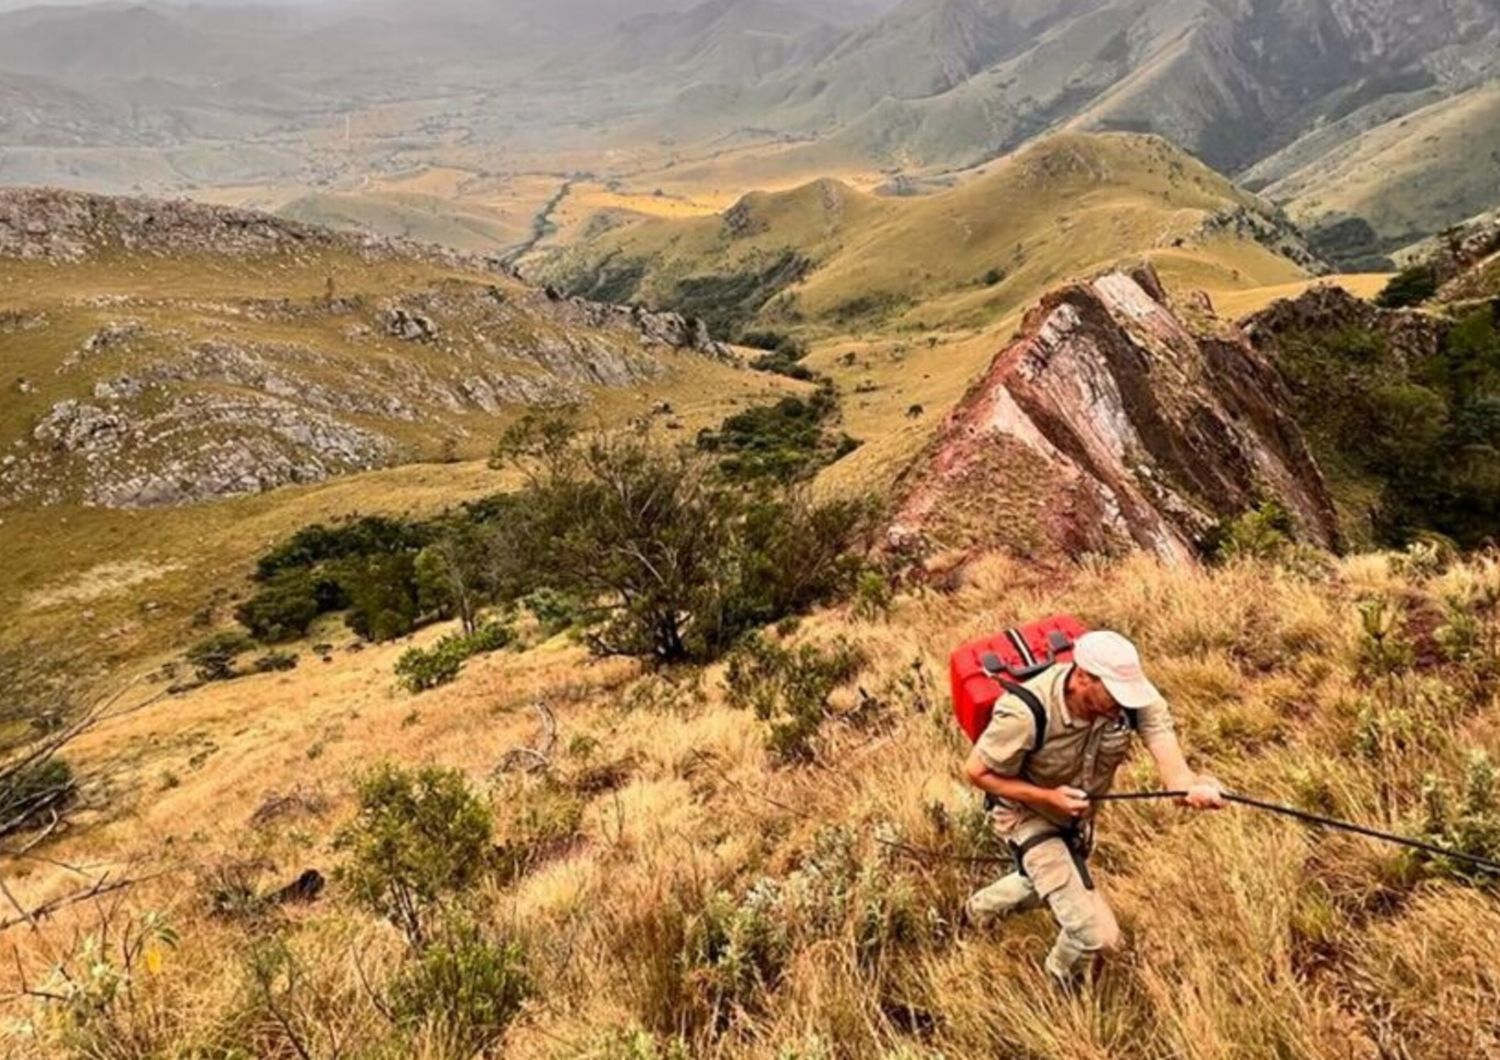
{"left": 5, "top": 545, "right": 1498, "bottom": 1058}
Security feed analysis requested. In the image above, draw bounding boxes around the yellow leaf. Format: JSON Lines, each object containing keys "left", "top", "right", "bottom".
{"left": 144, "top": 947, "right": 163, "bottom": 976}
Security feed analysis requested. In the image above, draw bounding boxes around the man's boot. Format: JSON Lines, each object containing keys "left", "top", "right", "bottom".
{"left": 964, "top": 872, "right": 1040, "bottom": 927}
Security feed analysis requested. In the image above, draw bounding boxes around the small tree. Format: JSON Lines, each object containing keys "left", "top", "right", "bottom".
{"left": 415, "top": 522, "right": 494, "bottom": 636}
{"left": 235, "top": 570, "right": 324, "bottom": 643}
{"left": 342, "top": 554, "right": 421, "bottom": 642}
{"left": 334, "top": 764, "right": 492, "bottom": 947}
{"left": 485, "top": 427, "right": 870, "bottom": 664}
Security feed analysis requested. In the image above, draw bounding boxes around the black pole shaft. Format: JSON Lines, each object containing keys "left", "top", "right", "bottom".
{"left": 1086, "top": 789, "right": 1500, "bottom": 874}
{"left": 1223, "top": 792, "right": 1500, "bottom": 874}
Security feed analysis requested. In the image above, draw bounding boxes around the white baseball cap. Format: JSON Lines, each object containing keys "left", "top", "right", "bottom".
{"left": 1073, "top": 631, "right": 1159, "bottom": 709}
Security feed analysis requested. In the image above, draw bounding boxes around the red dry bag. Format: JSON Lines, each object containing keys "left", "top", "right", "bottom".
{"left": 949, "top": 614, "right": 1087, "bottom": 743}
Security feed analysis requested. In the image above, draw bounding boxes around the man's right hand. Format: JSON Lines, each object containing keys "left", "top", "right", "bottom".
{"left": 1046, "top": 786, "right": 1091, "bottom": 819}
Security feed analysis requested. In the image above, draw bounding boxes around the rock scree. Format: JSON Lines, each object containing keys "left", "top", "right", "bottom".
{"left": 889, "top": 265, "right": 1342, "bottom": 563}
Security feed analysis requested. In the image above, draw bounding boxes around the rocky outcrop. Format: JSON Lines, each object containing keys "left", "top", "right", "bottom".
{"left": 541, "top": 285, "right": 735, "bottom": 361}
{"left": 18, "top": 393, "right": 398, "bottom": 508}
{"left": 1239, "top": 283, "right": 1445, "bottom": 367}
{"left": 381, "top": 306, "right": 440, "bottom": 343}
{"left": 1189, "top": 206, "right": 1328, "bottom": 275}
{"left": 889, "top": 266, "right": 1341, "bottom": 562}
{"left": 0, "top": 189, "right": 753, "bottom": 510}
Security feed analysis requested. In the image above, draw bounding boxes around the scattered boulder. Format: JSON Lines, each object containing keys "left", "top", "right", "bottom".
{"left": 381, "top": 306, "right": 440, "bottom": 343}
{"left": 269, "top": 869, "right": 325, "bottom": 905}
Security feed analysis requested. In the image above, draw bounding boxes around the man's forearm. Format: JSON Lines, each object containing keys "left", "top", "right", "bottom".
{"left": 972, "top": 771, "right": 1061, "bottom": 815}
{"left": 1146, "top": 734, "right": 1205, "bottom": 789}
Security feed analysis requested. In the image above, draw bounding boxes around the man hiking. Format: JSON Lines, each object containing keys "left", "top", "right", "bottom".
{"left": 963, "top": 629, "right": 1224, "bottom": 983}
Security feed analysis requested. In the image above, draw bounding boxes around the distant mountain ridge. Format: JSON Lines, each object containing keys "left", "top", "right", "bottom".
{"left": 0, "top": 0, "right": 1496, "bottom": 257}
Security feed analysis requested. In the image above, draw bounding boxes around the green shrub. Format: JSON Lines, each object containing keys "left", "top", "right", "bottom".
{"left": 254, "top": 516, "right": 429, "bottom": 581}
{"left": 751, "top": 353, "right": 817, "bottom": 382}
{"left": 575, "top": 1027, "right": 692, "bottom": 1060}
{"left": 234, "top": 570, "right": 325, "bottom": 643}
{"left": 696, "top": 382, "right": 861, "bottom": 483}
{"left": 850, "top": 569, "right": 894, "bottom": 621}
{"left": 1357, "top": 598, "right": 1414, "bottom": 678}
{"left": 250, "top": 651, "right": 298, "bottom": 674}
{"left": 1207, "top": 501, "right": 1296, "bottom": 561}
{"left": 724, "top": 635, "right": 866, "bottom": 763}
{"left": 523, "top": 588, "right": 590, "bottom": 636}
{"left": 739, "top": 329, "right": 807, "bottom": 358}
{"left": 186, "top": 632, "right": 255, "bottom": 682}
{"left": 1272, "top": 313, "right": 1500, "bottom": 548}
{"left": 343, "top": 554, "right": 421, "bottom": 642}
{"left": 395, "top": 621, "right": 514, "bottom": 693}
{"left": 1419, "top": 752, "right": 1500, "bottom": 883}
{"left": 388, "top": 918, "right": 531, "bottom": 1054}
{"left": 1376, "top": 264, "right": 1438, "bottom": 309}
{"left": 334, "top": 764, "right": 493, "bottom": 946}
{"left": 685, "top": 828, "right": 918, "bottom": 1013}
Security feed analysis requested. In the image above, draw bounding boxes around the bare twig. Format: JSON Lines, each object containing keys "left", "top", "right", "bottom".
{"left": 493, "top": 700, "right": 559, "bottom": 775}
{"left": 0, "top": 876, "right": 36, "bottom": 931}
{"left": 0, "top": 871, "right": 168, "bottom": 933}
{"left": 350, "top": 940, "right": 395, "bottom": 1025}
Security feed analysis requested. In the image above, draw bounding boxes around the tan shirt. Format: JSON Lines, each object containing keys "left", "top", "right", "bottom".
{"left": 975, "top": 664, "right": 1175, "bottom": 838}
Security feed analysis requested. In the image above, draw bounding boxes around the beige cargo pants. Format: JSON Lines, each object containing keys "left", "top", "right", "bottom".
{"left": 966, "top": 833, "right": 1123, "bottom": 981}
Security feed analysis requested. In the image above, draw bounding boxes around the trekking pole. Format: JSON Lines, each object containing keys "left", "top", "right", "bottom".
{"left": 1087, "top": 790, "right": 1500, "bottom": 875}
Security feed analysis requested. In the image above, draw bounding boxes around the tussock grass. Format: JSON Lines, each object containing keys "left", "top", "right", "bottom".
{"left": 5, "top": 547, "right": 1500, "bottom": 1057}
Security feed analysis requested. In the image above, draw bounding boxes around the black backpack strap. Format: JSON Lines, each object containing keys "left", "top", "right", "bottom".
{"left": 998, "top": 679, "right": 1048, "bottom": 750}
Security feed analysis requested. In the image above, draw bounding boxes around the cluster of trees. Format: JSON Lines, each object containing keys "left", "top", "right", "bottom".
{"left": 1276, "top": 305, "right": 1500, "bottom": 547}
{"left": 233, "top": 416, "right": 872, "bottom": 665}
{"left": 695, "top": 382, "right": 859, "bottom": 485}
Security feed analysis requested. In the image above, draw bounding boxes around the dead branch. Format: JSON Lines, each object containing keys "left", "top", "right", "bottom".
{"left": 493, "top": 700, "right": 559, "bottom": 776}
{"left": 0, "top": 871, "right": 168, "bottom": 933}
{"left": 350, "top": 939, "right": 395, "bottom": 1025}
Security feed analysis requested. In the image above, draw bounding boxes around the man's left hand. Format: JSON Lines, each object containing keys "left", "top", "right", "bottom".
{"left": 1183, "top": 775, "right": 1226, "bottom": 810}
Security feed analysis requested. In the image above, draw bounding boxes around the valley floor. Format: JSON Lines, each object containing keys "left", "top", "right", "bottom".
{"left": 4, "top": 548, "right": 1498, "bottom": 1058}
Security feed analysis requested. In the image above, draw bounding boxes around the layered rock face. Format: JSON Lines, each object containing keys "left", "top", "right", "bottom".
{"left": 890, "top": 266, "right": 1341, "bottom": 562}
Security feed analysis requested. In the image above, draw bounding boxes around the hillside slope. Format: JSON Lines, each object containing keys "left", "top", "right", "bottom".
{"left": 741, "top": 0, "right": 1500, "bottom": 174}
{"left": 7, "top": 539, "right": 1499, "bottom": 1059}
{"left": 0, "top": 188, "right": 784, "bottom": 510}
{"left": 529, "top": 133, "right": 1319, "bottom": 338}
{"left": 1252, "top": 82, "right": 1500, "bottom": 256}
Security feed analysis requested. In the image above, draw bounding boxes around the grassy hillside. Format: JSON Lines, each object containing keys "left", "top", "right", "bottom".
{"left": 277, "top": 191, "right": 524, "bottom": 255}
{"left": 1259, "top": 82, "right": 1500, "bottom": 255}
{"left": 529, "top": 133, "right": 1315, "bottom": 340}
{"left": 0, "top": 192, "right": 793, "bottom": 512}
{"left": 6, "top": 541, "right": 1498, "bottom": 1058}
